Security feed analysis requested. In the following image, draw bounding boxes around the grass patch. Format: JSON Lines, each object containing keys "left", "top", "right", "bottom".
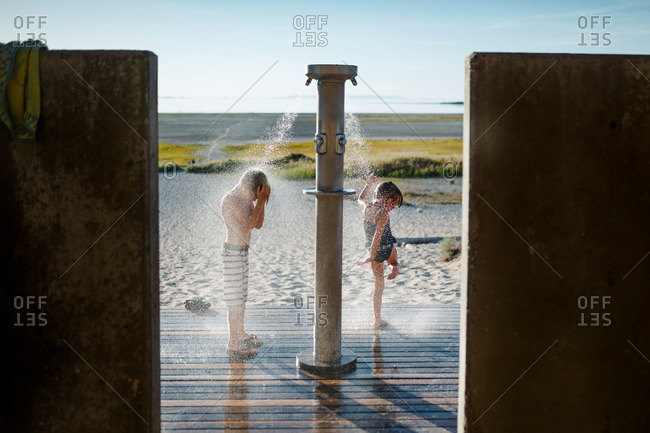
{"left": 365, "top": 139, "right": 461, "bottom": 161}
{"left": 280, "top": 163, "right": 315, "bottom": 179}
{"left": 403, "top": 191, "right": 462, "bottom": 205}
{"left": 185, "top": 153, "right": 317, "bottom": 178}
{"left": 221, "top": 138, "right": 461, "bottom": 161}
{"left": 170, "top": 139, "right": 462, "bottom": 181}
{"left": 270, "top": 153, "right": 315, "bottom": 179}
{"left": 440, "top": 237, "right": 461, "bottom": 261}
{"left": 158, "top": 142, "right": 205, "bottom": 170}
{"left": 271, "top": 153, "right": 314, "bottom": 165}
{"left": 373, "top": 157, "right": 461, "bottom": 178}
{"left": 186, "top": 159, "right": 244, "bottom": 174}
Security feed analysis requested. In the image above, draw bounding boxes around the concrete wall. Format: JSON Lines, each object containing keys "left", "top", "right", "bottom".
{"left": 0, "top": 51, "right": 159, "bottom": 432}
{"left": 460, "top": 53, "right": 650, "bottom": 432}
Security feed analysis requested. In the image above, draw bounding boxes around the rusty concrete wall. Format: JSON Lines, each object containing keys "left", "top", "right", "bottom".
{"left": 460, "top": 53, "right": 650, "bottom": 432}
{"left": 0, "top": 50, "right": 159, "bottom": 432}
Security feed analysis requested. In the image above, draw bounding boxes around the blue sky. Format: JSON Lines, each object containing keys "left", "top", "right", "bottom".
{"left": 3, "top": 0, "right": 649, "bottom": 112}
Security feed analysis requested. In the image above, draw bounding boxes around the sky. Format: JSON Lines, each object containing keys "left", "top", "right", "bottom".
{"left": 3, "top": 0, "right": 649, "bottom": 113}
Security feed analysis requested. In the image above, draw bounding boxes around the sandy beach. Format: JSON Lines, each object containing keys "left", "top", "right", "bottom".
{"left": 159, "top": 172, "right": 462, "bottom": 310}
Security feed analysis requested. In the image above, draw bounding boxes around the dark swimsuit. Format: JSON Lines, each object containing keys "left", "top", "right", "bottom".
{"left": 364, "top": 217, "right": 397, "bottom": 263}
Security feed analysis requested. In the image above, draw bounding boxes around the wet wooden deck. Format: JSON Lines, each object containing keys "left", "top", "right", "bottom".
{"left": 161, "top": 304, "right": 460, "bottom": 432}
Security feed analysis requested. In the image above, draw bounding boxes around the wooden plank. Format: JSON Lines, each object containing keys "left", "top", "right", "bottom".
{"left": 161, "top": 397, "right": 458, "bottom": 407}
{"left": 161, "top": 420, "right": 457, "bottom": 433}
{"left": 162, "top": 411, "right": 457, "bottom": 421}
{"left": 162, "top": 408, "right": 458, "bottom": 417}
{"left": 161, "top": 378, "right": 458, "bottom": 386}
{"left": 162, "top": 405, "right": 459, "bottom": 414}
{"left": 162, "top": 382, "right": 458, "bottom": 391}
{"left": 160, "top": 304, "right": 460, "bottom": 432}
{"left": 162, "top": 393, "right": 459, "bottom": 402}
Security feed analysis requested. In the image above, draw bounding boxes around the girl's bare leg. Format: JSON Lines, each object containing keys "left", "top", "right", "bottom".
{"left": 371, "top": 261, "right": 388, "bottom": 328}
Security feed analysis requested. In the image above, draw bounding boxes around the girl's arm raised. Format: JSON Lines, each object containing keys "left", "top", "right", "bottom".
{"left": 357, "top": 172, "right": 377, "bottom": 207}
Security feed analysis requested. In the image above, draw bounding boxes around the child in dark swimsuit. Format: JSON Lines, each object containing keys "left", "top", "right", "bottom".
{"left": 356, "top": 173, "right": 403, "bottom": 328}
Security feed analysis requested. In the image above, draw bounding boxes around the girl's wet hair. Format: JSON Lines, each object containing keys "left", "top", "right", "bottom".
{"left": 240, "top": 169, "right": 268, "bottom": 193}
{"left": 375, "top": 181, "right": 403, "bottom": 207}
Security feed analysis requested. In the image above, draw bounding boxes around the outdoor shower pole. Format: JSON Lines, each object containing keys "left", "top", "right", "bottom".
{"left": 298, "top": 64, "right": 358, "bottom": 376}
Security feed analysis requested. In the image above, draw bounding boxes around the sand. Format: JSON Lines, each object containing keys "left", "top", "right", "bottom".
{"left": 159, "top": 172, "right": 462, "bottom": 310}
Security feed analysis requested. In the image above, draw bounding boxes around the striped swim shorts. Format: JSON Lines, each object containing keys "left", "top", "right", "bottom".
{"left": 222, "top": 243, "right": 250, "bottom": 307}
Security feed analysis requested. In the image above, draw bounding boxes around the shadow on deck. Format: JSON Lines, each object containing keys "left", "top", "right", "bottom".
{"left": 161, "top": 304, "right": 460, "bottom": 432}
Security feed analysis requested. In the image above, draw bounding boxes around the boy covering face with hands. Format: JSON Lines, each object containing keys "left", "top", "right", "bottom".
{"left": 220, "top": 169, "right": 271, "bottom": 360}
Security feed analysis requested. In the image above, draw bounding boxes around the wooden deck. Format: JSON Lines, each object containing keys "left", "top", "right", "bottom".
{"left": 161, "top": 304, "right": 460, "bottom": 432}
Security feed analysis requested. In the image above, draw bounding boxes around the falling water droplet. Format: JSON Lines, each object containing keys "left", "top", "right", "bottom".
{"left": 344, "top": 113, "right": 374, "bottom": 180}
{"left": 254, "top": 87, "right": 307, "bottom": 165}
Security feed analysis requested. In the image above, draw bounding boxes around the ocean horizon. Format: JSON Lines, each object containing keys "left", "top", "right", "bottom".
{"left": 159, "top": 95, "right": 464, "bottom": 115}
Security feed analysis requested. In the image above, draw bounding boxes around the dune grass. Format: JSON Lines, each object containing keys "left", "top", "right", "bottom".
{"left": 372, "top": 156, "right": 461, "bottom": 178}
{"left": 184, "top": 159, "right": 243, "bottom": 174}
{"left": 212, "top": 138, "right": 462, "bottom": 178}
{"left": 402, "top": 190, "right": 462, "bottom": 205}
{"left": 158, "top": 136, "right": 463, "bottom": 204}
{"left": 221, "top": 138, "right": 461, "bottom": 161}
{"left": 440, "top": 237, "right": 462, "bottom": 261}
{"left": 158, "top": 142, "right": 206, "bottom": 170}
{"left": 162, "top": 138, "right": 462, "bottom": 179}
{"left": 185, "top": 153, "right": 318, "bottom": 178}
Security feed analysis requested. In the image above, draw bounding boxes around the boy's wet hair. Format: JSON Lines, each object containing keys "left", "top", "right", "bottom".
{"left": 375, "top": 181, "right": 403, "bottom": 207}
{"left": 240, "top": 169, "right": 268, "bottom": 193}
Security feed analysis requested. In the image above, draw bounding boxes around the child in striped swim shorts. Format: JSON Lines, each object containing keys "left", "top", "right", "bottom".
{"left": 222, "top": 243, "right": 250, "bottom": 306}
{"left": 220, "top": 169, "right": 270, "bottom": 360}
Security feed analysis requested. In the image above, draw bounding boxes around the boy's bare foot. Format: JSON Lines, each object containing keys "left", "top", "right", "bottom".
{"left": 227, "top": 341, "right": 257, "bottom": 360}
{"left": 374, "top": 319, "right": 389, "bottom": 329}
{"left": 386, "top": 264, "right": 399, "bottom": 280}
{"left": 242, "top": 334, "right": 263, "bottom": 348}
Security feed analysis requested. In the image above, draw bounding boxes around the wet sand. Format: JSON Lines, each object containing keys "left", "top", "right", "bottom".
{"left": 159, "top": 173, "right": 462, "bottom": 309}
